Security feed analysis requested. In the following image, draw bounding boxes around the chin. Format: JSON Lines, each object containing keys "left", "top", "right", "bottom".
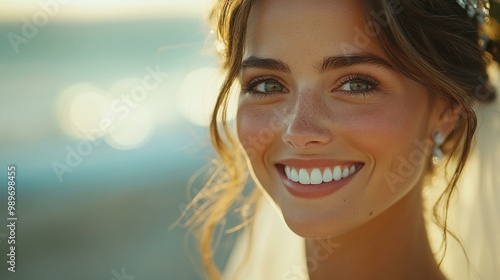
{"left": 279, "top": 208, "right": 358, "bottom": 239}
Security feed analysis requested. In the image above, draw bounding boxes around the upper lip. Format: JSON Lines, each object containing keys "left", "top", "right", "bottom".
{"left": 277, "top": 158, "right": 364, "bottom": 169}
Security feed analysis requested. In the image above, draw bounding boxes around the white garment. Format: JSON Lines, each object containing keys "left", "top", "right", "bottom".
{"left": 223, "top": 198, "right": 307, "bottom": 280}
{"left": 433, "top": 64, "right": 500, "bottom": 280}
{"left": 223, "top": 64, "right": 500, "bottom": 280}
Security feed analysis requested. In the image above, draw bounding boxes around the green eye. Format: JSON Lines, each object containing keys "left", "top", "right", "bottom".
{"left": 254, "top": 80, "right": 287, "bottom": 93}
{"left": 341, "top": 80, "right": 372, "bottom": 92}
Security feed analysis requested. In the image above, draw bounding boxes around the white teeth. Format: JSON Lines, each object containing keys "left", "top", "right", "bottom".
{"left": 350, "top": 166, "right": 356, "bottom": 175}
{"left": 332, "top": 166, "right": 342, "bottom": 181}
{"left": 290, "top": 168, "right": 299, "bottom": 182}
{"left": 342, "top": 167, "right": 350, "bottom": 179}
{"left": 322, "top": 168, "right": 333, "bottom": 182}
{"left": 284, "top": 164, "right": 360, "bottom": 185}
{"left": 299, "top": 169, "right": 310, "bottom": 184}
{"left": 310, "top": 168, "right": 323, "bottom": 185}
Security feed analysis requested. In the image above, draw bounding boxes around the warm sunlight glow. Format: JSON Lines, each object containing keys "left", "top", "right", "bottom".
{"left": 58, "top": 83, "right": 109, "bottom": 141}
{"left": 105, "top": 109, "right": 154, "bottom": 150}
{"left": 176, "top": 67, "right": 237, "bottom": 127}
{"left": 57, "top": 77, "right": 165, "bottom": 150}
{"left": 0, "top": 0, "right": 212, "bottom": 21}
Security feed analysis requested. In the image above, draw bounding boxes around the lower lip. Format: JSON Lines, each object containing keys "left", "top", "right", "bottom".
{"left": 278, "top": 165, "right": 362, "bottom": 199}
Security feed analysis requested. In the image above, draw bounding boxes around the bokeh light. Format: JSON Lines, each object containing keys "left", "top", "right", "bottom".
{"left": 57, "top": 78, "right": 161, "bottom": 150}
{"left": 176, "top": 67, "right": 237, "bottom": 126}
{"left": 105, "top": 108, "right": 154, "bottom": 150}
{"left": 57, "top": 83, "right": 109, "bottom": 141}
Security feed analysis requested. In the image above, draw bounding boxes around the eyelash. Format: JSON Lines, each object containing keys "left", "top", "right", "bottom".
{"left": 241, "top": 75, "right": 286, "bottom": 97}
{"left": 336, "top": 74, "right": 380, "bottom": 96}
{"left": 241, "top": 74, "right": 380, "bottom": 97}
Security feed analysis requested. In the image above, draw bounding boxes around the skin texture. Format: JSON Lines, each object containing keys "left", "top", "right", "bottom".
{"left": 236, "top": 0, "right": 456, "bottom": 279}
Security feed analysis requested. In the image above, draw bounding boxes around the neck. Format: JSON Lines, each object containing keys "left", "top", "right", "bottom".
{"left": 306, "top": 185, "right": 445, "bottom": 280}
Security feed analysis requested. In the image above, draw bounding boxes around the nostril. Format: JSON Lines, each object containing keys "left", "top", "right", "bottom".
{"left": 282, "top": 122, "right": 333, "bottom": 149}
{"left": 283, "top": 137, "right": 331, "bottom": 149}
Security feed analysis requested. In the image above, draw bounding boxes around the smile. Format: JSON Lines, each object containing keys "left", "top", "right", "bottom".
{"left": 276, "top": 159, "right": 364, "bottom": 198}
{"left": 284, "top": 165, "right": 361, "bottom": 185}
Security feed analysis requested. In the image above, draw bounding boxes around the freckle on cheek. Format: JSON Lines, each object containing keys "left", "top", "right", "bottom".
{"left": 239, "top": 108, "right": 276, "bottom": 130}
{"left": 237, "top": 108, "right": 279, "bottom": 148}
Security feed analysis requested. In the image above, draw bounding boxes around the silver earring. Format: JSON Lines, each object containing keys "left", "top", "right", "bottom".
{"left": 432, "top": 131, "right": 445, "bottom": 165}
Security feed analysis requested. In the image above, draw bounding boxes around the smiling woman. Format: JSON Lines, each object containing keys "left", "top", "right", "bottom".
{"left": 182, "top": 0, "right": 500, "bottom": 279}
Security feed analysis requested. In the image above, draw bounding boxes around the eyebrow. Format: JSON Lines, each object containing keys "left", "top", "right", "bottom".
{"left": 240, "top": 54, "right": 394, "bottom": 73}
{"left": 241, "top": 56, "right": 291, "bottom": 73}
{"left": 318, "top": 54, "right": 394, "bottom": 72}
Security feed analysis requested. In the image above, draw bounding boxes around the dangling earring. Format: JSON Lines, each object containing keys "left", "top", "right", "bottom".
{"left": 432, "top": 130, "right": 445, "bottom": 165}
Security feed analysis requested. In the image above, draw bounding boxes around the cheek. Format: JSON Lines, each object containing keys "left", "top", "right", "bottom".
{"left": 236, "top": 104, "right": 284, "bottom": 162}
{"left": 346, "top": 98, "right": 432, "bottom": 195}
{"left": 343, "top": 94, "right": 429, "bottom": 155}
{"left": 355, "top": 106, "right": 417, "bottom": 147}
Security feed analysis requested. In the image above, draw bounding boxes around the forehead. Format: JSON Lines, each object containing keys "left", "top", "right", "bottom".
{"left": 245, "top": 0, "right": 386, "bottom": 62}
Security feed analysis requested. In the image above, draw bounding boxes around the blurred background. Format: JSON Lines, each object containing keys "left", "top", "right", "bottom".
{"left": 0, "top": 1, "right": 237, "bottom": 279}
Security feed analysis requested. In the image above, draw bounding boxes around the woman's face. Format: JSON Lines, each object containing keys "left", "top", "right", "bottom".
{"left": 236, "top": 0, "right": 444, "bottom": 238}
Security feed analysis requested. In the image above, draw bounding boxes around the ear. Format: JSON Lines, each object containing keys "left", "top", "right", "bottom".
{"left": 434, "top": 102, "right": 462, "bottom": 138}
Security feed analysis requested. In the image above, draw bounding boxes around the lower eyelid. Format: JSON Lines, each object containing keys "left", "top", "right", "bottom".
{"left": 245, "top": 77, "right": 288, "bottom": 93}
{"left": 334, "top": 79, "right": 380, "bottom": 93}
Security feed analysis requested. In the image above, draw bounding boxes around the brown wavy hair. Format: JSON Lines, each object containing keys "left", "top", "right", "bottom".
{"left": 180, "top": 0, "right": 499, "bottom": 278}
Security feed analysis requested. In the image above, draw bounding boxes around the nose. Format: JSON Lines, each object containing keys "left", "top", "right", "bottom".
{"left": 282, "top": 90, "right": 333, "bottom": 149}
